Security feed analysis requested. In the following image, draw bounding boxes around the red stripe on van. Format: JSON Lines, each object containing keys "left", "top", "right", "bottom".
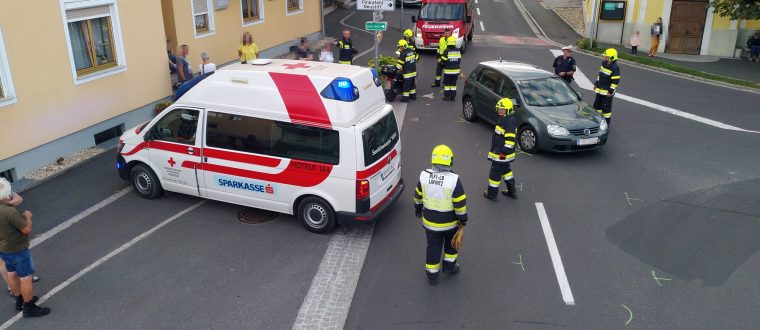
{"left": 268, "top": 73, "right": 332, "bottom": 128}
{"left": 203, "top": 148, "right": 281, "bottom": 167}
{"left": 182, "top": 159, "right": 332, "bottom": 187}
{"left": 356, "top": 149, "right": 398, "bottom": 180}
{"left": 121, "top": 141, "right": 200, "bottom": 157}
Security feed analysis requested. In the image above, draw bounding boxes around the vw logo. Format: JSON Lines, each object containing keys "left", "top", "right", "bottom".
{"left": 583, "top": 128, "right": 591, "bottom": 136}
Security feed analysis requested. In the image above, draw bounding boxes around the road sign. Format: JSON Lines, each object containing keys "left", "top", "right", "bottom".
{"left": 365, "top": 21, "right": 388, "bottom": 31}
{"left": 357, "top": 0, "right": 395, "bottom": 11}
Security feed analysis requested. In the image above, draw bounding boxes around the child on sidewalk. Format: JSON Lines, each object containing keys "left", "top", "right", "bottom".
{"left": 630, "top": 31, "right": 640, "bottom": 55}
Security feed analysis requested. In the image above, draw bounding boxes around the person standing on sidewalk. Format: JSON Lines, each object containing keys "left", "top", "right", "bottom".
{"left": 747, "top": 30, "right": 760, "bottom": 62}
{"left": 648, "top": 18, "right": 663, "bottom": 57}
{"left": 552, "top": 46, "right": 576, "bottom": 84}
{"left": 0, "top": 178, "right": 50, "bottom": 318}
{"left": 594, "top": 48, "right": 621, "bottom": 125}
{"left": 432, "top": 28, "right": 451, "bottom": 88}
{"left": 238, "top": 32, "right": 260, "bottom": 64}
{"left": 413, "top": 145, "right": 467, "bottom": 286}
{"left": 336, "top": 30, "right": 358, "bottom": 65}
{"left": 176, "top": 45, "right": 193, "bottom": 86}
{"left": 483, "top": 98, "right": 518, "bottom": 201}
{"left": 0, "top": 191, "right": 39, "bottom": 296}
{"left": 630, "top": 31, "right": 640, "bottom": 55}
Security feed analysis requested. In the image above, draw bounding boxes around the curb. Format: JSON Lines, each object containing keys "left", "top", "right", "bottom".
{"left": 550, "top": 7, "right": 585, "bottom": 40}
{"left": 13, "top": 146, "right": 116, "bottom": 194}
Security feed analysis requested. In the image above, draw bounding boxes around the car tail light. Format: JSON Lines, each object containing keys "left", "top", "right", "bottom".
{"left": 356, "top": 179, "right": 370, "bottom": 200}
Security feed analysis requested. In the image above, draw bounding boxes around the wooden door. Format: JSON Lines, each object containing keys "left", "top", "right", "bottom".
{"left": 666, "top": 0, "right": 708, "bottom": 54}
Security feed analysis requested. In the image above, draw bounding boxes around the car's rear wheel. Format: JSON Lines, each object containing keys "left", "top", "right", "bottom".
{"left": 518, "top": 126, "right": 540, "bottom": 154}
{"left": 297, "top": 197, "right": 337, "bottom": 233}
{"left": 462, "top": 97, "right": 477, "bottom": 122}
{"left": 131, "top": 164, "right": 164, "bottom": 199}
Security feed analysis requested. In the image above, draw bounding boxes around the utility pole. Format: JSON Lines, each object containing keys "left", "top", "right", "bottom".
{"left": 590, "top": 0, "right": 599, "bottom": 48}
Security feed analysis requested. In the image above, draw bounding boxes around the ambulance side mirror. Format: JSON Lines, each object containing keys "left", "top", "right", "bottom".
{"left": 411, "top": 16, "right": 416, "bottom": 23}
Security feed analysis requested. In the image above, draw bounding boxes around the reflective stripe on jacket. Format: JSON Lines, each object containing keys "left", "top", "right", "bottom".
{"left": 488, "top": 115, "right": 516, "bottom": 162}
{"left": 413, "top": 169, "right": 467, "bottom": 231}
{"left": 594, "top": 60, "right": 620, "bottom": 95}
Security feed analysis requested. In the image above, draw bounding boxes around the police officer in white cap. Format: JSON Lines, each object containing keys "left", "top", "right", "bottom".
{"left": 552, "top": 46, "right": 576, "bottom": 84}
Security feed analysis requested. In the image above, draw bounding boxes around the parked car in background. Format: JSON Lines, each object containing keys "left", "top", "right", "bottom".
{"left": 461, "top": 60, "right": 608, "bottom": 153}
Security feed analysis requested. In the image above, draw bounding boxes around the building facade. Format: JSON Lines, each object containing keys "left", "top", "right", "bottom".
{"left": 0, "top": 0, "right": 323, "bottom": 183}
{"left": 584, "top": 0, "right": 760, "bottom": 56}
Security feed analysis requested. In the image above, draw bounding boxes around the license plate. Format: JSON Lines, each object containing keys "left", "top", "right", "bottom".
{"left": 577, "top": 137, "right": 599, "bottom": 146}
{"left": 430, "top": 43, "right": 438, "bottom": 47}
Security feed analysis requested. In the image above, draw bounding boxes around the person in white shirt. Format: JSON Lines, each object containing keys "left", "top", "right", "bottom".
{"left": 319, "top": 42, "right": 334, "bottom": 63}
{"left": 198, "top": 52, "right": 216, "bottom": 75}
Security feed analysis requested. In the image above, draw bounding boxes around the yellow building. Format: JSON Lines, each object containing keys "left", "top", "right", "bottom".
{"left": 0, "top": 0, "right": 324, "bottom": 182}
{"left": 584, "top": 0, "right": 760, "bottom": 56}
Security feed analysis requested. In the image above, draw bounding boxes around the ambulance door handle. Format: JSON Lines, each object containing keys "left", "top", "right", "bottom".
{"left": 187, "top": 147, "right": 195, "bottom": 155}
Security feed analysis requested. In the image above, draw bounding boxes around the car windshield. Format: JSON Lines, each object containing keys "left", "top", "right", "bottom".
{"left": 516, "top": 77, "right": 579, "bottom": 107}
{"left": 419, "top": 4, "right": 464, "bottom": 20}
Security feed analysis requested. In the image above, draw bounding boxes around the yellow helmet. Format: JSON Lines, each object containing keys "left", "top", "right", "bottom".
{"left": 403, "top": 29, "right": 413, "bottom": 38}
{"left": 446, "top": 36, "right": 457, "bottom": 46}
{"left": 397, "top": 39, "right": 408, "bottom": 48}
{"left": 496, "top": 98, "right": 514, "bottom": 115}
{"left": 431, "top": 144, "right": 454, "bottom": 166}
{"left": 604, "top": 48, "right": 618, "bottom": 61}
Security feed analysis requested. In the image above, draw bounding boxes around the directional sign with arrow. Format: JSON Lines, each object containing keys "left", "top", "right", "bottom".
{"left": 357, "top": 0, "right": 395, "bottom": 11}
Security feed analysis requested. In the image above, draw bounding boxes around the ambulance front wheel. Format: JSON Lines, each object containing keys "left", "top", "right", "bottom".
{"left": 297, "top": 197, "right": 337, "bottom": 233}
{"left": 131, "top": 164, "right": 164, "bottom": 199}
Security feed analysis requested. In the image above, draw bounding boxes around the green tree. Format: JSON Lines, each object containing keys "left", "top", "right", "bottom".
{"left": 708, "top": 0, "right": 760, "bottom": 21}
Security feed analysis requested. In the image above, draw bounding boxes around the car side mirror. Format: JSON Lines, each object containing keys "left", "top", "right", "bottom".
{"left": 511, "top": 98, "right": 520, "bottom": 108}
{"left": 465, "top": 16, "right": 472, "bottom": 23}
{"left": 411, "top": 15, "right": 416, "bottom": 23}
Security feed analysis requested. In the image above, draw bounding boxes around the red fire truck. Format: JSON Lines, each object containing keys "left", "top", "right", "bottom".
{"left": 411, "top": 0, "right": 476, "bottom": 53}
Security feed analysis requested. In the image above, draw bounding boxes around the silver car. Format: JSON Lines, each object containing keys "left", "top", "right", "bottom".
{"left": 461, "top": 60, "right": 608, "bottom": 153}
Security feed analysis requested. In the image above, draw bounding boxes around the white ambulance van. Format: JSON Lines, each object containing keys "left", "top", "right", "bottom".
{"left": 116, "top": 59, "right": 404, "bottom": 233}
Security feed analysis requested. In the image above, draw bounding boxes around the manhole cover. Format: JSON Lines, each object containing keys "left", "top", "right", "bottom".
{"left": 237, "top": 208, "right": 278, "bottom": 224}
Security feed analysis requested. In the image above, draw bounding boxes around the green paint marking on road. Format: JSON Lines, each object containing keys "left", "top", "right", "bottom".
{"left": 651, "top": 270, "right": 672, "bottom": 286}
{"left": 512, "top": 254, "right": 525, "bottom": 271}
{"left": 516, "top": 149, "right": 533, "bottom": 157}
{"left": 621, "top": 304, "right": 633, "bottom": 325}
{"left": 455, "top": 117, "right": 471, "bottom": 123}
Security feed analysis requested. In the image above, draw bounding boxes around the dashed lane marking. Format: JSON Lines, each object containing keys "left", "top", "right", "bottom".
{"left": 473, "top": 35, "right": 551, "bottom": 46}
{"left": 0, "top": 200, "right": 206, "bottom": 330}
{"left": 292, "top": 225, "right": 375, "bottom": 330}
{"left": 480, "top": 21, "right": 485, "bottom": 32}
{"left": 550, "top": 49, "right": 760, "bottom": 134}
{"left": 535, "top": 203, "right": 575, "bottom": 306}
{"left": 31, "top": 186, "right": 132, "bottom": 248}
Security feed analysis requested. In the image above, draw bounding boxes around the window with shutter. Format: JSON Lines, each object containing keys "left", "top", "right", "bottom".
{"left": 192, "top": 0, "right": 214, "bottom": 35}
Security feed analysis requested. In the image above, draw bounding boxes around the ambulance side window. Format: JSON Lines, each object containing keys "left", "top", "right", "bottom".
{"left": 270, "top": 122, "right": 339, "bottom": 165}
{"left": 205, "top": 112, "right": 273, "bottom": 155}
{"left": 149, "top": 108, "right": 199, "bottom": 145}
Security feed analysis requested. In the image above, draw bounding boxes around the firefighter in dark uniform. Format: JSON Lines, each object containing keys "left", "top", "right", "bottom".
{"left": 440, "top": 36, "right": 461, "bottom": 101}
{"left": 552, "top": 45, "right": 576, "bottom": 84}
{"left": 414, "top": 145, "right": 468, "bottom": 286}
{"left": 484, "top": 98, "right": 518, "bottom": 201}
{"left": 432, "top": 28, "right": 451, "bottom": 88}
{"left": 401, "top": 29, "right": 419, "bottom": 99}
{"left": 396, "top": 39, "right": 417, "bottom": 102}
{"left": 336, "top": 29, "right": 358, "bottom": 65}
{"left": 593, "top": 48, "right": 620, "bottom": 124}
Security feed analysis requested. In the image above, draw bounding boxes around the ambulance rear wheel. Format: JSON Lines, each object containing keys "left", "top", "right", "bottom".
{"left": 297, "top": 197, "right": 336, "bottom": 233}
{"left": 131, "top": 164, "right": 164, "bottom": 199}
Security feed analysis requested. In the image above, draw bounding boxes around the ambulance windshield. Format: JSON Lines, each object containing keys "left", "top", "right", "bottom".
{"left": 362, "top": 112, "right": 399, "bottom": 166}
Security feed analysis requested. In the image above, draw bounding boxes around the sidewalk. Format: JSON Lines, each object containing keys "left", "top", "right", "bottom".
{"left": 520, "top": 0, "right": 760, "bottom": 85}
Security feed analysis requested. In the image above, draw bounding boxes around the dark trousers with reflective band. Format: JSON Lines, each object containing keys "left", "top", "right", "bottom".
{"left": 593, "top": 93, "right": 613, "bottom": 123}
{"left": 425, "top": 228, "right": 458, "bottom": 275}
{"left": 402, "top": 76, "right": 416, "bottom": 98}
{"left": 443, "top": 73, "right": 458, "bottom": 100}
{"left": 434, "top": 61, "right": 443, "bottom": 85}
{"left": 487, "top": 161, "right": 514, "bottom": 197}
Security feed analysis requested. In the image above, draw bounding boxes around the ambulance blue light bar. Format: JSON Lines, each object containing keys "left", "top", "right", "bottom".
{"left": 321, "top": 78, "right": 359, "bottom": 102}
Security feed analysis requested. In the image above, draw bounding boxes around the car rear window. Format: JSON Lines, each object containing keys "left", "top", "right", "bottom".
{"left": 362, "top": 112, "right": 399, "bottom": 166}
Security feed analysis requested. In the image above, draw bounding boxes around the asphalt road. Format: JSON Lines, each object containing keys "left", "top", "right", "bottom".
{"left": 5, "top": 2, "right": 760, "bottom": 329}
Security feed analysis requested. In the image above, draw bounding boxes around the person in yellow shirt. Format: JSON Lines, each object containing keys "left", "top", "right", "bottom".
{"left": 238, "top": 32, "right": 260, "bottom": 64}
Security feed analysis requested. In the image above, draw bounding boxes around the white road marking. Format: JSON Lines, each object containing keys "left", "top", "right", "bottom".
{"left": 475, "top": 0, "right": 478, "bottom": 3}
{"left": 480, "top": 21, "right": 485, "bottom": 32}
{"left": 292, "top": 225, "right": 375, "bottom": 329}
{"left": 0, "top": 200, "right": 205, "bottom": 329}
{"left": 535, "top": 203, "right": 575, "bottom": 306}
{"left": 30, "top": 186, "right": 132, "bottom": 248}
{"left": 550, "top": 49, "right": 760, "bottom": 134}
{"left": 477, "top": 7, "right": 481, "bottom": 15}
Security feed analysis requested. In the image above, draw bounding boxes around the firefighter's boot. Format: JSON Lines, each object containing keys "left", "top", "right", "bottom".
{"left": 426, "top": 271, "right": 439, "bottom": 286}
{"left": 502, "top": 180, "right": 518, "bottom": 199}
{"left": 442, "top": 261, "right": 460, "bottom": 274}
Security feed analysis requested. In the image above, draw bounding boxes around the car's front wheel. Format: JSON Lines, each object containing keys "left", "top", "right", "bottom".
{"left": 462, "top": 97, "right": 477, "bottom": 122}
{"left": 131, "top": 164, "right": 164, "bottom": 199}
{"left": 518, "top": 126, "right": 540, "bottom": 154}
{"left": 297, "top": 197, "right": 337, "bottom": 233}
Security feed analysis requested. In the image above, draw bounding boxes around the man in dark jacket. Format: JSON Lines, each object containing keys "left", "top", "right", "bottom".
{"left": 483, "top": 98, "right": 518, "bottom": 201}
{"left": 553, "top": 46, "right": 576, "bottom": 84}
{"left": 336, "top": 30, "right": 358, "bottom": 65}
{"left": 594, "top": 48, "right": 621, "bottom": 124}
{"left": 396, "top": 39, "right": 417, "bottom": 102}
{"left": 747, "top": 30, "right": 760, "bottom": 62}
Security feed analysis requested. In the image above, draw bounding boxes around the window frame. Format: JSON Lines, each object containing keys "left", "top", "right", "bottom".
{"left": 148, "top": 108, "right": 201, "bottom": 146}
{"left": 285, "top": 0, "right": 304, "bottom": 16}
{"left": 0, "top": 26, "right": 17, "bottom": 107}
{"left": 68, "top": 17, "right": 118, "bottom": 77}
{"left": 241, "top": 0, "right": 265, "bottom": 26}
{"left": 60, "top": 0, "right": 127, "bottom": 85}
{"left": 192, "top": 0, "right": 215, "bottom": 38}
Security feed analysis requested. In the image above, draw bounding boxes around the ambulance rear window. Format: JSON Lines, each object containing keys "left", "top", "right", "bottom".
{"left": 362, "top": 112, "right": 399, "bottom": 166}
